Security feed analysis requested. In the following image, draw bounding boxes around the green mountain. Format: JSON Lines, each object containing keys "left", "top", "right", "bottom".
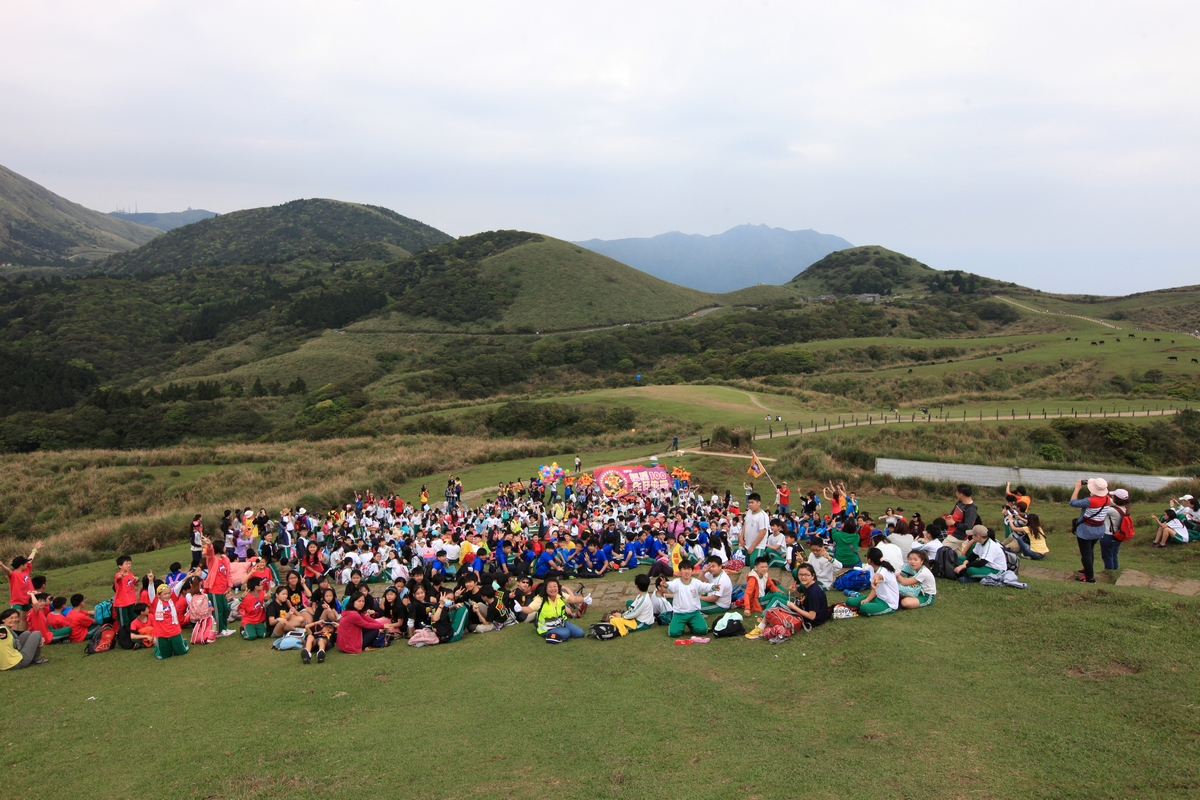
{"left": 789, "top": 245, "right": 1010, "bottom": 297}
{"left": 109, "top": 208, "right": 218, "bottom": 231}
{"left": 0, "top": 163, "right": 161, "bottom": 266}
{"left": 376, "top": 232, "right": 718, "bottom": 331}
{"left": 102, "top": 198, "right": 453, "bottom": 274}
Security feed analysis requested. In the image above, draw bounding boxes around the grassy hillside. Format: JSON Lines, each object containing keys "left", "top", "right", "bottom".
{"left": 790, "top": 245, "right": 1012, "bottom": 297}
{"left": 0, "top": 163, "right": 160, "bottom": 266}
{"left": 102, "top": 198, "right": 452, "bottom": 274}
{"left": 480, "top": 236, "right": 718, "bottom": 330}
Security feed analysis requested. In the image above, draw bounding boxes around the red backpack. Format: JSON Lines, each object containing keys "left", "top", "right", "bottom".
{"left": 84, "top": 623, "right": 116, "bottom": 655}
{"left": 1113, "top": 510, "right": 1135, "bottom": 542}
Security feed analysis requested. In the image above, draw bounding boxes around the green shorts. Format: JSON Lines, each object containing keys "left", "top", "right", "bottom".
{"left": 915, "top": 592, "right": 935, "bottom": 608}
{"left": 154, "top": 634, "right": 189, "bottom": 659}
{"left": 241, "top": 622, "right": 267, "bottom": 640}
{"left": 10, "top": 603, "right": 30, "bottom": 612}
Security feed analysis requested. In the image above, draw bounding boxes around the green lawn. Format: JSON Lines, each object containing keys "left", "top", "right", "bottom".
{"left": 10, "top": 544, "right": 1200, "bottom": 799}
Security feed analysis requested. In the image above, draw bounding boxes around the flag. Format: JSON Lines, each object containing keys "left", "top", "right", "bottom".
{"left": 747, "top": 453, "right": 766, "bottom": 478}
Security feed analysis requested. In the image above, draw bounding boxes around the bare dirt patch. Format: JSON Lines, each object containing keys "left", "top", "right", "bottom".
{"left": 1067, "top": 661, "right": 1141, "bottom": 680}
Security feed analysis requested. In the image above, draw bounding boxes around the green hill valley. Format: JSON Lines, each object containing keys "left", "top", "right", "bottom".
{"left": 0, "top": 163, "right": 161, "bottom": 267}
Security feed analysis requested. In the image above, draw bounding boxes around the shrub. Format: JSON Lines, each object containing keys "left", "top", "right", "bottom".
{"left": 1037, "top": 443, "right": 1065, "bottom": 462}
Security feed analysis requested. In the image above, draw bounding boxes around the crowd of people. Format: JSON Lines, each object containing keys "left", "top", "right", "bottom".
{"left": 1, "top": 466, "right": 1182, "bottom": 670}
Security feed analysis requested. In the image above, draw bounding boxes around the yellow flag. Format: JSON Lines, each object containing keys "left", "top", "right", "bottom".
{"left": 747, "top": 453, "right": 766, "bottom": 478}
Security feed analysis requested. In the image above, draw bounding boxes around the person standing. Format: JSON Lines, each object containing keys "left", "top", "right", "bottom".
{"left": 1070, "top": 478, "right": 1110, "bottom": 583}
{"left": 201, "top": 537, "right": 235, "bottom": 636}
{"left": 1101, "top": 489, "right": 1131, "bottom": 571}
{"left": 776, "top": 482, "right": 791, "bottom": 515}
{"left": 2, "top": 541, "right": 41, "bottom": 630}
{"left": 741, "top": 493, "right": 770, "bottom": 562}
{"left": 574, "top": 456, "right": 582, "bottom": 474}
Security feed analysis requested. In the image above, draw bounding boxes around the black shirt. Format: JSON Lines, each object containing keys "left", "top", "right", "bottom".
{"left": 802, "top": 583, "right": 830, "bottom": 627}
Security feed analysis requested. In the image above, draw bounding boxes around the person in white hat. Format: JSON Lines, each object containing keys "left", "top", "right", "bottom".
{"left": 1101, "top": 489, "right": 1131, "bottom": 571}
{"left": 1069, "top": 478, "right": 1110, "bottom": 583}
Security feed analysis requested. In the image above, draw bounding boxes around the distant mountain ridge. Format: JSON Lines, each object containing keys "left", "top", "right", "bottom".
{"left": 109, "top": 208, "right": 218, "bottom": 231}
{"left": 0, "top": 163, "right": 161, "bottom": 266}
{"left": 101, "top": 198, "right": 454, "bottom": 274}
{"left": 574, "top": 224, "right": 852, "bottom": 292}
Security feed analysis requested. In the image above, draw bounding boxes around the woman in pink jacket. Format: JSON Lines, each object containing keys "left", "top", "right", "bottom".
{"left": 335, "top": 592, "right": 398, "bottom": 654}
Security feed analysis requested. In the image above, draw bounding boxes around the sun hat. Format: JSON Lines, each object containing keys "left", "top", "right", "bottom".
{"left": 1086, "top": 478, "right": 1109, "bottom": 497}
{"left": 970, "top": 524, "right": 990, "bottom": 538}
{"left": 1111, "top": 489, "right": 1130, "bottom": 501}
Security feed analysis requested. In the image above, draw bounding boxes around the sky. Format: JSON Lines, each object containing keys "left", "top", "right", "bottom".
{"left": 3, "top": 1, "right": 1198, "bottom": 293}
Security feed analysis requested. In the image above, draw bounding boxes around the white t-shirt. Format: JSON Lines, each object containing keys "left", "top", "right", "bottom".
{"left": 887, "top": 533, "right": 915, "bottom": 560}
{"left": 742, "top": 510, "right": 770, "bottom": 552}
{"left": 875, "top": 541, "right": 903, "bottom": 573}
{"left": 765, "top": 532, "right": 786, "bottom": 552}
{"left": 806, "top": 553, "right": 842, "bottom": 589}
{"left": 705, "top": 571, "right": 733, "bottom": 609}
{"left": 665, "top": 578, "right": 712, "bottom": 613}
{"left": 974, "top": 538, "right": 1008, "bottom": 571}
{"left": 912, "top": 566, "right": 937, "bottom": 596}
{"left": 623, "top": 593, "right": 656, "bottom": 625}
{"left": 913, "top": 538, "right": 941, "bottom": 559}
{"left": 874, "top": 569, "right": 900, "bottom": 610}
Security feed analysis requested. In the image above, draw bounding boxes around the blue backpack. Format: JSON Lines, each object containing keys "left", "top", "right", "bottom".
{"left": 92, "top": 599, "right": 114, "bottom": 625}
{"left": 833, "top": 568, "right": 872, "bottom": 593}
{"left": 730, "top": 584, "right": 746, "bottom": 602}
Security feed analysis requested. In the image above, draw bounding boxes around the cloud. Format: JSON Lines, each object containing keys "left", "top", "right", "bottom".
{"left": 0, "top": 0, "right": 1197, "bottom": 292}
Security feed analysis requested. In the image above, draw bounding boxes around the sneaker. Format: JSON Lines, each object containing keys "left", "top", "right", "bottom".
{"left": 1075, "top": 575, "right": 1096, "bottom": 583}
{"left": 301, "top": 649, "right": 311, "bottom": 664}
{"left": 33, "top": 658, "right": 49, "bottom": 665}
{"left": 317, "top": 649, "right": 325, "bottom": 663}
{"left": 218, "top": 629, "right": 235, "bottom": 637}
{"left": 493, "top": 622, "right": 504, "bottom": 632}
{"left": 618, "top": 568, "right": 628, "bottom": 573}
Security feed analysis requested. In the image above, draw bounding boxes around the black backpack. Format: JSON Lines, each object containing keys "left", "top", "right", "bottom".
{"left": 588, "top": 623, "right": 617, "bottom": 640}
{"left": 933, "top": 546, "right": 960, "bottom": 579}
{"left": 713, "top": 618, "right": 745, "bottom": 638}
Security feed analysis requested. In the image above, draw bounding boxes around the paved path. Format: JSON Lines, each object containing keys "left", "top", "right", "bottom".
{"left": 749, "top": 406, "right": 1183, "bottom": 443}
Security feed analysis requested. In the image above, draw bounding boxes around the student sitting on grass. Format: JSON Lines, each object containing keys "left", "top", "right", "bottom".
{"left": 0, "top": 608, "right": 46, "bottom": 670}
{"left": 844, "top": 548, "right": 900, "bottom": 617}
{"left": 1151, "top": 510, "right": 1190, "bottom": 547}
{"left": 697, "top": 555, "right": 733, "bottom": 613}
{"left": 764, "top": 519, "right": 789, "bottom": 569}
{"left": 65, "top": 594, "right": 95, "bottom": 643}
{"left": 611, "top": 574, "right": 655, "bottom": 636}
{"left": 744, "top": 556, "right": 790, "bottom": 615}
{"left": 953, "top": 526, "right": 1007, "bottom": 581}
{"left": 152, "top": 584, "right": 189, "bottom": 660}
{"left": 657, "top": 560, "right": 713, "bottom": 638}
{"left": 336, "top": 592, "right": 397, "bottom": 654}
{"left": 1010, "top": 513, "right": 1049, "bottom": 561}
{"left": 536, "top": 578, "right": 587, "bottom": 643}
{"left": 805, "top": 540, "right": 841, "bottom": 590}
{"left": 24, "top": 594, "right": 68, "bottom": 645}
{"left": 786, "top": 564, "right": 830, "bottom": 628}
{"left": 897, "top": 551, "right": 937, "bottom": 609}
{"left": 831, "top": 517, "right": 862, "bottom": 568}
{"left": 239, "top": 577, "right": 268, "bottom": 640}
{"left": 128, "top": 603, "right": 155, "bottom": 649}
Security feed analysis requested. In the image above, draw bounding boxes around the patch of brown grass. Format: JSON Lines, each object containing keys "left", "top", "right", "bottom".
{"left": 1066, "top": 661, "right": 1141, "bottom": 680}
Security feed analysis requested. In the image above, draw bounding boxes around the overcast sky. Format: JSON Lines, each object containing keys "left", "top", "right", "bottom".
{"left": 3, "top": 2, "right": 1197, "bottom": 292}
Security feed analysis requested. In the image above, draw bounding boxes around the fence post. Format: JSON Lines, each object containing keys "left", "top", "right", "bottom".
{"left": 769, "top": 425, "right": 773, "bottom": 438}
{"left": 785, "top": 423, "right": 789, "bottom": 435}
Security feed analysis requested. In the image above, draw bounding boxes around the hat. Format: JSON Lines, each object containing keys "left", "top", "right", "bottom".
{"left": 970, "top": 524, "right": 989, "bottom": 538}
{"left": 298, "top": 508, "right": 307, "bottom": 515}
{"left": 1111, "top": 489, "right": 1129, "bottom": 501}
{"left": 1086, "top": 478, "right": 1109, "bottom": 497}
{"left": 1180, "top": 494, "right": 1195, "bottom": 502}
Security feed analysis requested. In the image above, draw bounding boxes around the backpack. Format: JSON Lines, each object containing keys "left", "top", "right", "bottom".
{"left": 1003, "top": 548, "right": 1020, "bottom": 574}
{"left": 272, "top": 630, "right": 305, "bottom": 650}
{"left": 764, "top": 608, "right": 805, "bottom": 635}
{"left": 932, "top": 546, "right": 959, "bottom": 579}
{"left": 729, "top": 584, "right": 746, "bottom": 602}
{"left": 832, "top": 568, "right": 871, "bottom": 593}
{"left": 92, "top": 599, "right": 113, "bottom": 626}
{"left": 1113, "top": 510, "right": 1135, "bottom": 542}
{"left": 84, "top": 624, "right": 116, "bottom": 655}
{"left": 713, "top": 612, "right": 745, "bottom": 638}
{"left": 588, "top": 623, "right": 617, "bottom": 640}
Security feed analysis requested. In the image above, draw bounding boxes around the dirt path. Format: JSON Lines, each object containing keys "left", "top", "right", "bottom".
{"left": 998, "top": 297, "right": 1122, "bottom": 330}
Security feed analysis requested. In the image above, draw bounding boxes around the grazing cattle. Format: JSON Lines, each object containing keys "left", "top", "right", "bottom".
{"left": 1155, "top": 338, "right": 1161, "bottom": 342}
{"left": 1144, "top": 338, "right": 1148, "bottom": 341}
{"left": 1066, "top": 336, "right": 1072, "bottom": 341}
{"left": 1075, "top": 338, "right": 1079, "bottom": 342}
{"left": 1090, "top": 342, "right": 1097, "bottom": 346}
{"left": 1192, "top": 358, "right": 1198, "bottom": 364}
{"left": 1171, "top": 340, "right": 1175, "bottom": 344}
{"left": 907, "top": 368, "right": 912, "bottom": 373}
{"left": 1168, "top": 356, "right": 1178, "bottom": 361}
{"left": 996, "top": 357, "right": 1003, "bottom": 361}
{"left": 1128, "top": 334, "right": 1134, "bottom": 337}
{"left": 1099, "top": 340, "right": 1105, "bottom": 344}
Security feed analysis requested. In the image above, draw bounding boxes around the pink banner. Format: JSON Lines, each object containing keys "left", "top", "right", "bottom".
{"left": 592, "top": 465, "right": 672, "bottom": 496}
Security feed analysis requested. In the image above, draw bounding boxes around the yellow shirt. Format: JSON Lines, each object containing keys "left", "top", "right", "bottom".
{"left": 0, "top": 625, "right": 23, "bottom": 671}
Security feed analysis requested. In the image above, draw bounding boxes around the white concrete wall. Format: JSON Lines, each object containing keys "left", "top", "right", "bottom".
{"left": 875, "top": 457, "right": 1192, "bottom": 492}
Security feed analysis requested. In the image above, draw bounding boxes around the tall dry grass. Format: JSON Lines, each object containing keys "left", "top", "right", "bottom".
{"left": 0, "top": 435, "right": 555, "bottom": 568}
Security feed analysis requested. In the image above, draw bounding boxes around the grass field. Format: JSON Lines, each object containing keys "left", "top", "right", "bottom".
{"left": 10, "top": 538, "right": 1200, "bottom": 800}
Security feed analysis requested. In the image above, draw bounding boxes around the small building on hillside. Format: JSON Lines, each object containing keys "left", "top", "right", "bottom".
{"left": 847, "top": 293, "right": 882, "bottom": 303}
